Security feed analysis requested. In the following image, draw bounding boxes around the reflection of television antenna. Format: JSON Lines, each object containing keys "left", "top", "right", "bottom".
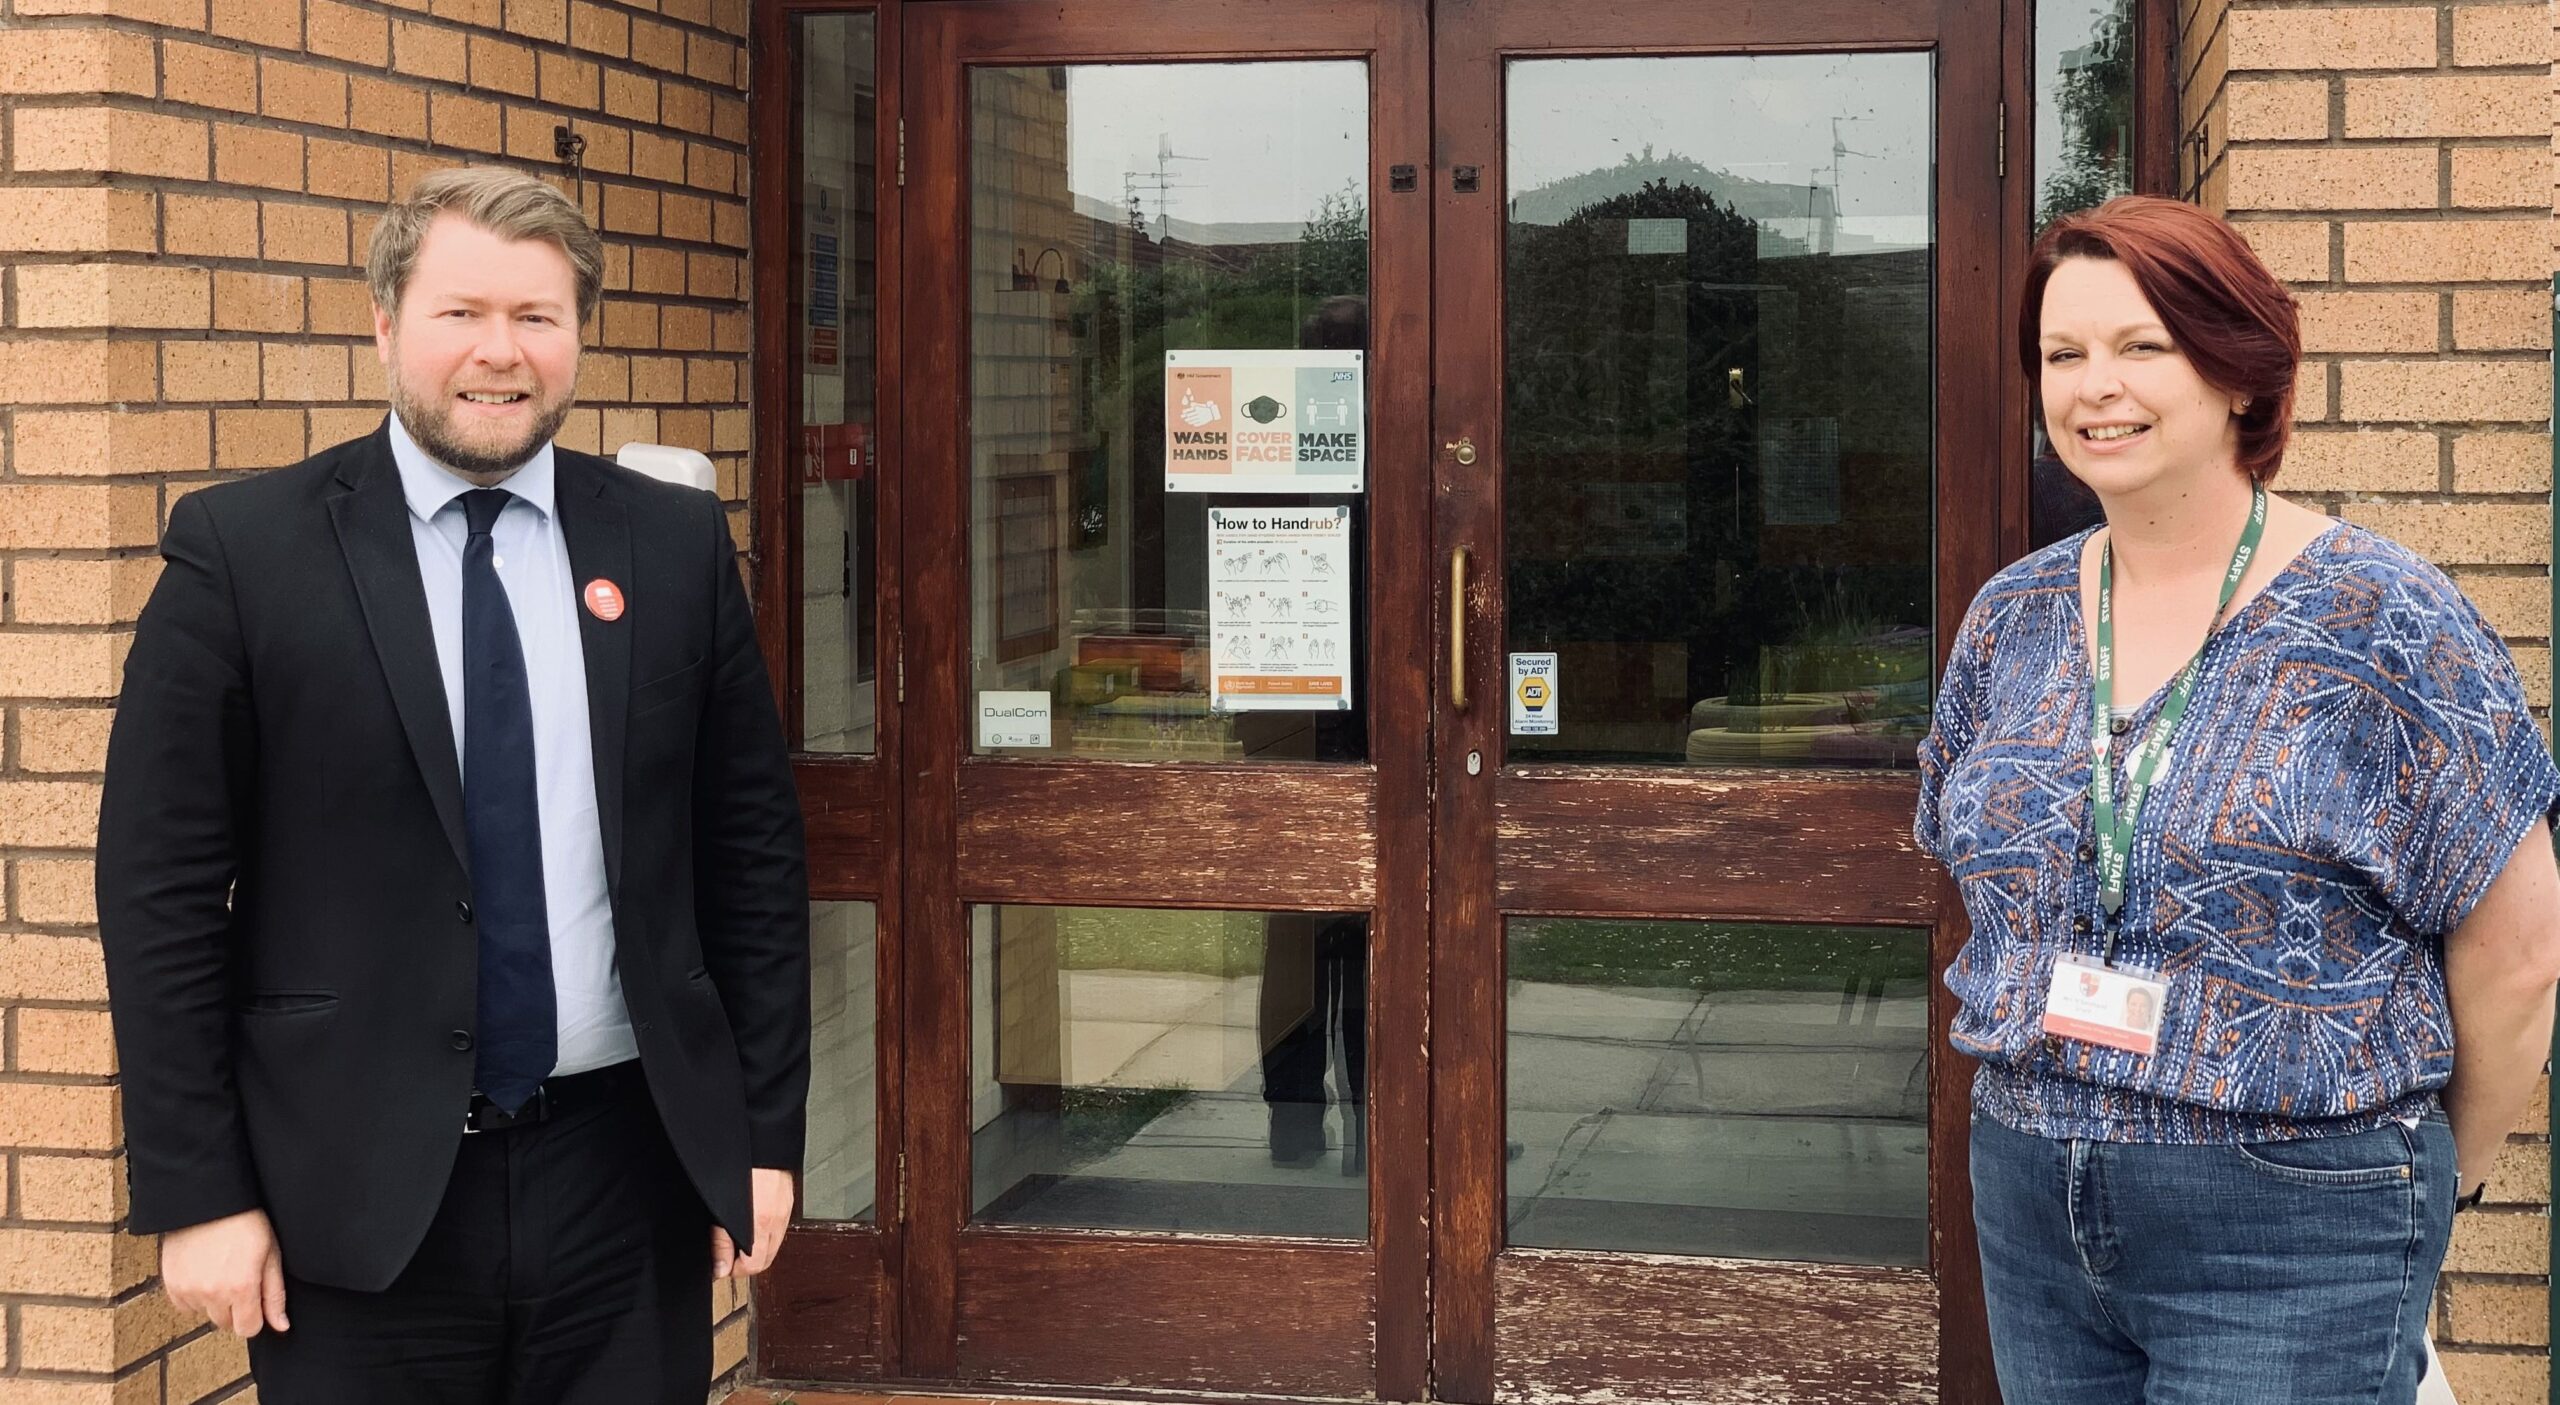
{"left": 1807, "top": 116, "right": 1878, "bottom": 253}
{"left": 1124, "top": 131, "right": 1208, "bottom": 236}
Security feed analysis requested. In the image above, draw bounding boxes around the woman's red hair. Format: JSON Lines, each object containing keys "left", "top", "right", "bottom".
{"left": 2019, "top": 196, "right": 2301, "bottom": 482}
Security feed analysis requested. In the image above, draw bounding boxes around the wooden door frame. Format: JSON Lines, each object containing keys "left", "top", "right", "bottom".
{"left": 748, "top": 0, "right": 911, "bottom": 1381}
{"left": 894, "top": 2, "right": 1434, "bottom": 1396}
{"left": 1427, "top": 0, "right": 2008, "bottom": 1398}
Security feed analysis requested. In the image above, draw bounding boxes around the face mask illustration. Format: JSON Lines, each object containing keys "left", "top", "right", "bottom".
{"left": 1241, "top": 395, "right": 1288, "bottom": 424}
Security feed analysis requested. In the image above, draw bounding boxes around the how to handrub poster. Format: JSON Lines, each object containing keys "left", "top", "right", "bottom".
{"left": 1207, "top": 505, "right": 1353, "bottom": 712}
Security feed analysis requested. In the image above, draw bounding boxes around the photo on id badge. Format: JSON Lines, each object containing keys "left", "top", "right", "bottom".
{"left": 2044, "top": 956, "right": 2165, "bottom": 1056}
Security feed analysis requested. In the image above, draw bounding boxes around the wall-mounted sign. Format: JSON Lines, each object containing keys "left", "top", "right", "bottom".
{"left": 1165, "top": 349, "right": 1364, "bottom": 495}
{"left": 1207, "top": 505, "right": 1353, "bottom": 712}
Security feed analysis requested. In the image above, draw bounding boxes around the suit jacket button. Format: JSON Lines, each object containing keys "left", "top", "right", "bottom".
{"left": 455, "top": 901, "right": 474, "bottom": 924}
{"left": 449, "top": 1030, "right": 473, "bottom": 1051}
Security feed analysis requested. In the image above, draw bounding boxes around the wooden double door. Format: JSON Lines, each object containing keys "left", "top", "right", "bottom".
{"left": 755, "top": 0, "right": 2009, "bottom": 1399}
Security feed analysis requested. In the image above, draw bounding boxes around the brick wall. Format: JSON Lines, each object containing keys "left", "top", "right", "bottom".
{"left": 2185, "top": 1, "right": 2557, "bottom": 1399}
{"left": 0, "top": 0, "right": 757, "bottom": 1398}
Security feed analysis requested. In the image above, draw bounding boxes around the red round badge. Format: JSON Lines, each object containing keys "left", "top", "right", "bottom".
{"left": 583, "top": 579, "right": 626, "bottom": 622}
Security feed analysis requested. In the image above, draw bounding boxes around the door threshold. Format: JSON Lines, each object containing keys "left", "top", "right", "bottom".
{"left": 729, "top": 1393, "right": 1185, "bottom": 1405}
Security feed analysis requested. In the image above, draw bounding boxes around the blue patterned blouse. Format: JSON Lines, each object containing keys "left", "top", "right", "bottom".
{"left": 1917, "top": 522, "right": 2560, "bottom": 1144}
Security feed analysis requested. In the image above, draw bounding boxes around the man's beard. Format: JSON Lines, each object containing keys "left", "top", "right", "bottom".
{"left": 388, "top": 363, "right": 575, "bottom": 481}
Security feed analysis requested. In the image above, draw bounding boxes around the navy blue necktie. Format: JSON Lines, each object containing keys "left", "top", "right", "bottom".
{"left": 460, "top": 488, "right": 556, "bottom": 1113}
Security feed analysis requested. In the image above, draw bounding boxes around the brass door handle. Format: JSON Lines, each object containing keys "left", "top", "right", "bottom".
{"left": 1450, "top": 547, "right": 1470, "bottom": 712}
{"left": 1445, "top": 438, "right": 1477, "bottom": 466}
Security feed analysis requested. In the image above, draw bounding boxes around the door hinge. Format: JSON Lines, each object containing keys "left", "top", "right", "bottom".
{"left": 895, "top": 1151, "right": 908, "bottom": 1222}
{"left": 896, "top": 654, "right": 905, "bottom": 704}
{"left": 1996, "top": 101, "right": 2007, "bottom": 179}
{"left": 897, "top": 119, "right": 907, "bottom": 187}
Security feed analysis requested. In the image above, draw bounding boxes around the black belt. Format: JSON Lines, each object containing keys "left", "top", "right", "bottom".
{"left": 463, "top": 1059, "right": 643, "bottom": 1134}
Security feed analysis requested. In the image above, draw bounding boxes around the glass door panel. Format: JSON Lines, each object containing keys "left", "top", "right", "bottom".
{"left": 1503, "top": 55, "right": 1935, "bottom": 770}
{"left": 967, "top": 62, "right": 1371, "bottom": 763}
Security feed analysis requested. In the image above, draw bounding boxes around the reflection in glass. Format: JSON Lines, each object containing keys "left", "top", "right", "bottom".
{"left": 971, "top": 905, "right": 1368, "bottom": 1238}
{"left": 2036, "top": 0, "right": 2136, "bottom": 229}
{"left": 1504, "top": 56, "right": 1935, "bottom": 769}
{"left": 803, "top": 901, "right": 880, "bottom": 1221}
{"left": 1504, "top": 918, "right": 1928, "bottom": 1265}
{"left": 796, "top": 13, "right": 881, "bottom": 754}
{"left": 968, "top": 64, "right": 1370, "bottom": 762}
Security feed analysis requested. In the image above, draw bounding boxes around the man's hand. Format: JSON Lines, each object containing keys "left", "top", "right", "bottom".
{"left": 712, "top": 1168, "right": 795, "bottom": 1280}
{"left": 162, "top": 1208, "right": 288, "bottom": 1337}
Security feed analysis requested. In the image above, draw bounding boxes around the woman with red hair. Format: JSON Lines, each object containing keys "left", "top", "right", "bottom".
{"left": 1918, "top": 195, "right": 2560, "bottom": 1401}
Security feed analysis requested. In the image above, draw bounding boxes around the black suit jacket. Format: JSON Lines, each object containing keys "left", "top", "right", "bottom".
{"left": 97, "top": 423, "right": 810, "bottom": 1292}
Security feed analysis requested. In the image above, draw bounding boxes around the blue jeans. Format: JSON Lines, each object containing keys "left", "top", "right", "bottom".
{"left": 1970, "top": 1109, "right": 2455, "bottom": 1404}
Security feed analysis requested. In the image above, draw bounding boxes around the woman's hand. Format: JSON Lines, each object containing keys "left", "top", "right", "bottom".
{"left": 2442, "top": 822, "right": 2560, "bottom": 1200}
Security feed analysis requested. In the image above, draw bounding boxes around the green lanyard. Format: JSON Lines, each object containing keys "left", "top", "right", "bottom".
{"left": 2091, "top": 481, "right": 2266, "bottom": 926}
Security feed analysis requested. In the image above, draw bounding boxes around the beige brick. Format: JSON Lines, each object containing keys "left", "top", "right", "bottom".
{"left": 2242, "top": 220, "right": 2335, "bottom": 282}
{"left": 657, "top": 194, "right": 710, "bottom": 247}
{"left": 508, "top": 0, "right": 569, "bottom": 42}
{"left": 215, "top": 408, "right": 307, "bottom": 468}
{"left": 350, "top": 74, "right": 430, "bottom": 142}
{"left": 713, "top": 408, "right": 748, "bottom": 453}
{"left": 162, "top": 340, "right": 262, "bottom": 402}
{"left": 2451, "top": 147, "right": 2544, "bottom": 211}
{"left": 260, "top": 57, "right": 348, "bottom": 128}
{"left": 263, "top": 202, "right": 349, "bottom": 266}
{"left": 11, "top": 558, "right": 157, "bottom": 626}
{"left": 2446, "top": 1279, "right": 2549, "bottom": 1347}
{"left": 0, "top": 484, "right": 157, "bottom": 550}
{"left": 2344, "top": 221, "right": 2546, "bottom": 284}
{"left": 211, "top": 0, "right": 300, "bottom": 48}
{"left": 431, "top": 93, "right": 504, "bottom": 154}
{"left": 2340, "top": 502, "right": 2548, "bottom": 564}
{"left": 18, "top": 1010, "right": 116, "bottom": 1077}
{"left": 501, "top": 107, "right": 553, "bottom": 165}
{"left": 432, "top": 0, "right": 502, "bottom": 24}
{"left": 15, "top": 855, "right": 93, "bottom": 927}
{"left": 164, "top": 1327, "right": 249, "bottom": 1405}
{"left": 661, "top": 305, "right": 712, "bottom": 353}
{"left": 20, "top": 1287, "right": 189, "bottom": 1374}
{"left": 0, "top": 1087, "right": 119, "bottom": 1156}
{"left": 2438, "top": 1349, "right": 2547, "bottom": 1405}
{"left": 310, "top": 407, "right": 383, "bottom": 450}
{"left": 0, "top": 188, "right": 156, "bottom": 255}
{"left": 687, "top": 251, "right": 737, "bottom": 300}
{"left": 712, "top": 94, "right": 746, "bottom": 146}
{"left": 2452, "top": 290, "right": 2548, "bottom": 352}
{"left": 687, "top": 32, "right": 736, "bottom": 87}
{"left": 554, "top": 407, "right": 601, "bottom": 455}
{"left": 390, "top": 151, "right": 465, "bottom": 203}
{"left": 2344, "top": 75, "right": 2544, "bottom": 139}
{"left": 631, "top": 130, "right": 685, "bottom": 184}
{"left": 2452, "top": 4, "right": 2545, "bottom": 66}
{"left": 2455, "top": 570, "right": 2552, "bottom": 638}
{"left": 19, "top": 709, "right": 114, "bottom": 776}
{"left": 2226, "top": 78, "right": 2328, "bottom": 141}
{"left": 539, "top": 51, "right": 600, "bottom": 109}
{"left": 15, "top": 107, "right": 209, "bottom": 182}
{"left": 712, "top": 308, "right": 748, "bottom": 353}
{"left": 262, "top": 342, "right": 348, "bottom": 401}
{"left": 308, "top": 0, "right": 390, "bottom": 64}
{"left": 2338, "top": 360, "right": 2548, "bottom": 424}
{"left": 602, "top": 68, "right": 656, "bottom": 124}
{"left": 2452, "top": 431, "right": 2550, "bottom": 493}
{"left": 599, "top": 301, "right": 657, "bottom": 350}
{"left": 17, "top": 265, "right": 212, "bottom": 332}
{"left": 161, "top": 39, "right": 258, "bottom": 113}
{"left": 20, "top": 1155, "right": 126, "bottom": 1225}
{"left": 686, "top": 142, "right": 735, "bottom": 195}
{"left": 2228, "top": 7, "right": 2436, "bottom": 70}
{"left": 630, "top": 16, "right": 685, "bottom": 73}
{"left": 660, "top": 83, "right": 711, "bottom": 136}
{"left": 164, "top": 194, "right": 258, "bottom": 259}
{"left": 310, "top": 278, "right": 375, "bottom": 338}
{"left": 0, "top": 635, "right": 122, "bottom": 699}
{"left": 2446, "top": 1208, "right": 2550, "bottom": 1276}
{"left": 2227, "top": 147, "right": 2434, "bottom": 212}
{"left": 572, "top": 117, "right": 630, "bottom": 176}
{"left": 2277, "top": 428, "right": 2436, "bottom": 492}
{"left": 351, "top": 351, "right": 388, "bottom": 402}
{"left": 1, "top": 339, "right": 156, "bottom": 403}
{"left": 686, "top": 360, "right": 736, "bottom": 403}
{"left": 598, "top": 239, "right": 629, "bottom": 292}
{"left": 307, "top": 138, "right": 389, "bottom": 204}
{"left": 470, "top": 34, "right": 538, "bottom": 96}
{"left": 2511, "top": 646, "right": 2550, "bottom": 708}
{"left": 713, "top": 202, "right": 748, "bottom": 253}
{"left": 569, "top": 1, "right": 627, "bottom": 57}
{"left": 0, "top": 931, "right": 104, "bottom": 1001}
{"left": 598, "top": 407, "right": 656, "bottom": 455}
{"left": 214, "top": 124, "right": 304, "bottom": 192}
{"left": 213, "top": 272, "right": 305, "bottom": 335}
{"left": 0, "top": 28, "right": 152, "bottom": 96}
{"left": 629, "top": 248, "right": 685, "bottom": 297}
{"left": 393, "top": 19, "right": 468, "bottom": 83}
{"left": 629, "top": 356, "right": 683, "bottom": 402}
{"left": 600, "top": 185, "right": 658, "bottom": 237}
{"left": 14, "top": 410, "right": 207, "bottom": 479}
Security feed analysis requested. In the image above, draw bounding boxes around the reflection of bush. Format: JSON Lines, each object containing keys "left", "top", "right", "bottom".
{"left": 1059, "top": 1084, "right": 1195, "bottom": 1167}
{"left": 1057, "top": 908, "right": 1270, "bottom": 976}
{"left": 1508, "top": 919, "right": 1927, "bottom": 996}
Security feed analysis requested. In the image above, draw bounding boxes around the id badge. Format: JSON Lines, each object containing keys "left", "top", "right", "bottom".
{"left": 2042, "top": 955, "right": 2167, "bottom": 1056}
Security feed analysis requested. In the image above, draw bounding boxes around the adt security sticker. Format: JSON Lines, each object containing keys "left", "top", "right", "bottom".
{"left": 1509, "top": 653, "right": 1558, "bottom": 736}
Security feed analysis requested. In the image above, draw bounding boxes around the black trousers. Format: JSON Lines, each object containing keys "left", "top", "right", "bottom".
{"left": 247, "top": 1062, "right": 713, "bottom": 1404}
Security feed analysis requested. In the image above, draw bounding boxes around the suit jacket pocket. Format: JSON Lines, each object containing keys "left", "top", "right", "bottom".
{"left": 632, "top": 655, "right": 705, "bottom": 716}
{"left": 236, "top": 990, "right": 338, "bottom": 1015}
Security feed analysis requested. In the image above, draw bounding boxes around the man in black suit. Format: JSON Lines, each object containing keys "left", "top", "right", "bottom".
{"left": 97, "top": 166, "right": 809, "bottom": 1402}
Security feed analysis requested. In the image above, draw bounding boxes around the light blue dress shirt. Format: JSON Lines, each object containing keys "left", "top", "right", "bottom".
{"left": 388, "top": 413, "right": 638, "bottom": 1077}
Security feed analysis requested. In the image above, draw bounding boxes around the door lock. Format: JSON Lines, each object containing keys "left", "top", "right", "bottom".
{"left": 1445, "top": 438, "right": 1477, "bottom": 466}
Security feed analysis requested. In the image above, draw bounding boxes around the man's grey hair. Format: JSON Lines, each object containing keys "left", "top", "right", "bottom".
{"left": 366, "top": 166, "right": 605, "bottom": 326}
